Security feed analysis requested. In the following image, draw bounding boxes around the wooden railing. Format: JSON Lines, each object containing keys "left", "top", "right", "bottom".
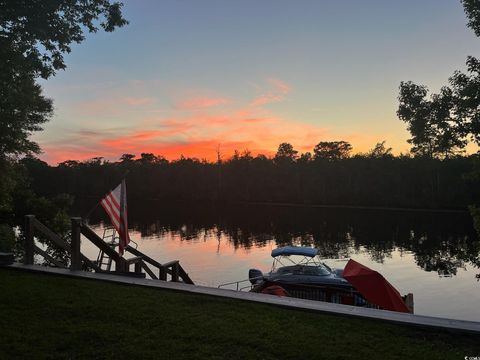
{"left": 24, "top": 215, "right": 101, "bottom": 271}
{"left": 23, "top": 215, "right": 194, "bottom": 285}
{"left": 126, "top": 246, "right": 194, "bottom": 284}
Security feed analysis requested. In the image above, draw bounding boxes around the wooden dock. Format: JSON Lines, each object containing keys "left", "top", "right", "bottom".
{"left": 7, "top": 262, "right": 480, "bottom": 334}
{"left": 23, "top": 215, "right": 193, "bottom": 284}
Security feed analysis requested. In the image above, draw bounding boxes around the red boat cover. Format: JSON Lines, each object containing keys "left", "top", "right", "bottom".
{"left": 343, "top": 259, "right": 410, "bottom": 313}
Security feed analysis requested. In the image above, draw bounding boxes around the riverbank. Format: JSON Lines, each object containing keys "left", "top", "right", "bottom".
{"left": 0, "top": 269, "right": 478, "bottom": 359}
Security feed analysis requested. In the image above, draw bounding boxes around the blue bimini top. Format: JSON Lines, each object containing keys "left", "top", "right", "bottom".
{"left": 271, "top": 246, "right": 319, "bottom": 258}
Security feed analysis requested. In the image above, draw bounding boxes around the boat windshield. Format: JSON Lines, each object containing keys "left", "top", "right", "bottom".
{"left": 271, "top": 252, "right": 330, "bottom": 271}
{"left": 276, "top": 264, "right": 331, "bottom": 276}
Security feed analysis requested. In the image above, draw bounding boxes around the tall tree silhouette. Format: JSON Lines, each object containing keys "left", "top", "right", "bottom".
{"left": 274, "top": 143, "right": 299, "bottom": 163}
{"left": 462, "top": 0, "right": 480, "bottom": 36}
{"left": 397, "top": 81, "right": 464, "bottom": 158}
{"left": 0, "top": 1, "right": 128, "bottom": 244}
{"left": 313, "top": 141, "right": 352, "bottom": 160}
{"left": 397, "top": 1, "right": 480, "bottom": 157}
{"left": 0, "top": 1, "right": 128, "bottom": 159}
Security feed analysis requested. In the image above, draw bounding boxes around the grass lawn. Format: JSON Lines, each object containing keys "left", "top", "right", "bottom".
{"left": 0, "top": 268, "right": 479, "bottom": 359}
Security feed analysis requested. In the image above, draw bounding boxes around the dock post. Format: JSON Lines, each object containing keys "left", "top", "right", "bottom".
{"left": 24, "top": 215, "right": 35, "bottom": 265}
{"left": 70, "top": 217, "right": 82, "bottom": 271}
{"left": 159, "top": 266, "right": 167, "bottom": 281}
{"left": 171, "top": 262, "right": 179, "bottom": 282}
{"left": 134, "top": 261, "right": 142, "bottom": 274}
{"left": 116, "top": 258, "right": 126, "bottom": 273}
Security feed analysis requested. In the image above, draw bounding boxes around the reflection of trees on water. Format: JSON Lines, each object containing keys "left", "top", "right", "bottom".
{"left": 412, "top": 235, "right": 471, "bottom": 276}
{"left": 83, "top": 201, "right": 480, "bottom": 278}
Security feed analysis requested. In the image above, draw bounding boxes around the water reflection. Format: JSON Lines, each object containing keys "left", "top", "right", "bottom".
{"left": 81, "top": 201, "right": 480, "bottom": 279}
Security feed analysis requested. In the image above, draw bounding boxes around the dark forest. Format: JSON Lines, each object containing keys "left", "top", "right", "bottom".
{"left": 21, "top": 145, "right": 480, "bottom": 211}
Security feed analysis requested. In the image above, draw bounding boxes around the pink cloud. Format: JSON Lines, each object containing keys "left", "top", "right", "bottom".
{"left": 91, "top": 110, "right": 327, "bottom": 162}
{"left": 40, "top": 147, "right": 108, "bottom": 164}
{"left": 251, "top": 78, "right": 291, "bottom": 106}
{"left": 98, "top": 122, "right": 194, "bottom": 150}
{"left": 40, "top": 107, "right": 331, "bottom": 164}
{"left": 268, "top": 78, "right": 290, "bottom": 94}
{"left": 38, "top": 78, "right": 374, "bottom": 165}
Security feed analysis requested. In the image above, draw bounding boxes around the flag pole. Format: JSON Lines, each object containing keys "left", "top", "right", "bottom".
{"left": 83, "top": 170, "right": 130, "bottom": 222}
{"left": 83, "top": 202, "right": 100, "bottom": 224}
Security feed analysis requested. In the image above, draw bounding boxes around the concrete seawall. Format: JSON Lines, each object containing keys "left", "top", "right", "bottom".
{"left": 6, "top": 263, "right": 480, "bottom": 334}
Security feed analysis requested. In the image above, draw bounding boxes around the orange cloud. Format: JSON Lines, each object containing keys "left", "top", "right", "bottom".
{"left": 40, "top": 147, "right": 108, "bottom": 164}
{"left": 100, "top": 128, "right": 187, "bottom": 149}
{"left": 38, "top": 77, "right": 374, "bottom": 165}
{"left": 40, "top": 109, "right": 328, "bottom": 164}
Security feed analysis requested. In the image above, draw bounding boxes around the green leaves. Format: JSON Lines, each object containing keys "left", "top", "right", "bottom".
{"left": 0, "top": 0, "right": 128, "bottom": 79}
{"left": 397, "top": 1, "right": 480, "bottom": 158}
{"left": 397, "top": 56, "right": 480, "bottom": 158}
{"left": 0, "top": 70, "right": 53, "bottom": 158}
{"left": 462, "top": 0, "right": 480, "bottom": 37}
{"left": 0, "top": 1, "right": 128, "bottom": 160}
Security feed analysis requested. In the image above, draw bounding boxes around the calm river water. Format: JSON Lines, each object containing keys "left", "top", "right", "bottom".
{"left": 79, "top": 202, "right": 480, "bottom": 322}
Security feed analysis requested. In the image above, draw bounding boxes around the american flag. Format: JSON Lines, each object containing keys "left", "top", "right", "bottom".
{"left": 100, "top": 179, "right": 130, "bottom": 255}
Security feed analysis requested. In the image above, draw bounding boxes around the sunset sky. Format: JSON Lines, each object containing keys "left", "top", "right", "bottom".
{"left": 35, "top": 0, "right": 480, "bottom": 164}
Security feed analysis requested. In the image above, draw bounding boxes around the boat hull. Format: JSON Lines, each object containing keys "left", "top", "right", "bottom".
{"left": 251, "top": 280, "right": 379, "bottom": 308}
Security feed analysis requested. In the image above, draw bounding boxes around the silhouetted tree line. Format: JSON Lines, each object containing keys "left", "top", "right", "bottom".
{"left": 21, "top": 141, "right": 480, "bottom": 210}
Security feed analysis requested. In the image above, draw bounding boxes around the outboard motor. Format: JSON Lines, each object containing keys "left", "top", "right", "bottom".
{"left": 248, "top": 268, "right": 264, "bottom": 285}
{"left": 333, "top": 268, "right": 344, "bottom": 277}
